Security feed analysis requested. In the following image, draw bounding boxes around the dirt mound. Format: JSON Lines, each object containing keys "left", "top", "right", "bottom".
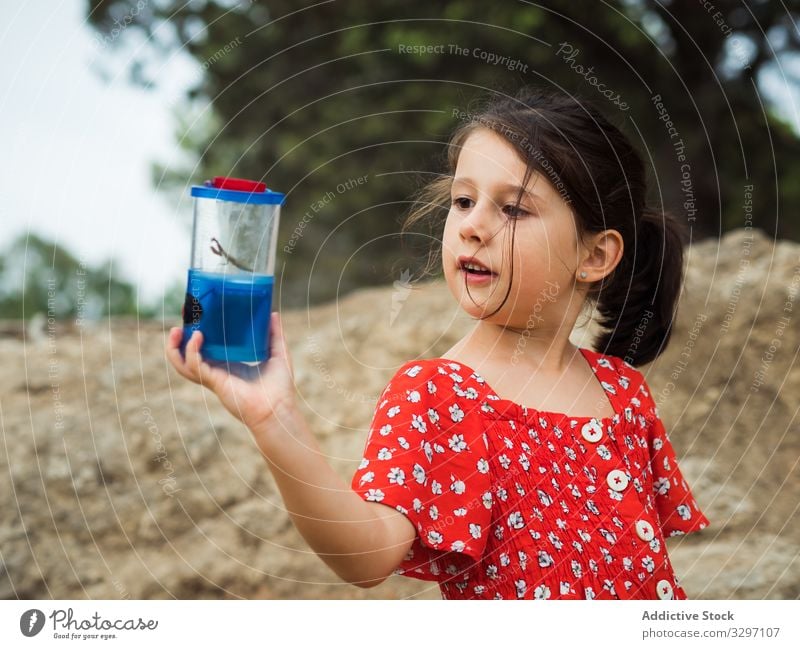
{"left": 1, "top": 228, "right": 797, "bottom": 599}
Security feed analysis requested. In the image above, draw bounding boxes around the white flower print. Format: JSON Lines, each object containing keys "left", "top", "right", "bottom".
{"left": 449, "top": 403, "right": 465, "bottom": 422}
{"left": 359, "top": 471, "right": 375, "bottom": 486}
{"left": 499, "top": 454, "right": 511, "bottom": 470}
{"left": 486, "top": 564, "right": 499, "bottom": 579}
{"left": 597, "top": 445, "right": 612, "bottom": 460}
{"left": 538, "top": 550, "right": 554, "bottom": 568}
{"left": 533, "top": 584, "right": 550, "bottom": 599}
{"left": 423, "top": 442, "right": 433, "bottom": 463}
{"left": 572, "top": 540, "right": 584, "bottom": 554}
{"left": 518, "top": 550, "right": 528, "bottom": 570}
{"left": 503, "top": 437, "right": 514, "bottom": 449}
{"left": 537, "top": 416, "right": 548, "bottom": 429}
{"left": 556, "top": 518, "right": 568, "bottom": 530}
{"left": 569, "top": 484, "right": 582, "bottom": 498}
{"left": 537, "top": 489, "right": 553, "bottom": 507}
{"left": 450, "top": 540, "right": 466, "bottom": 553}
{"left": 496, "top": 486, "right": 508, "bottom": 502}
{"left": 426, "top": 530, "right": 443, "bottom": 546}
{"left": 407, "top": 389, "right": 421, "bottom": 403}
{"left": 653, "top": 437, "right": 664, "bottom": 451}
{"left": 412, "top": 463, "right": 426, "bottom": 484}
{"left": 515, "top": 579, "right": 528, "bottom": 598}
{"left": 474, "top": 585, "right": 487, "bottom": 596}
{"left": 565, "top": 446, "right": 577, "bottom": 461}
{"left": 677, "top": 504, "right": 692, "bottom": 521}
{"left": 586, "top": 500, "right": 600, "bottom": 516}
{"left": 451, "top": 478, "right": 466, "bottom": 495}
{"left": 405, "top": 364, "right": 423, "bottom": 377}
{"left": 602, "top": 579, "right": 617, "bottom": 596}
{"left": 642, "top": 555, "right": 655, "bottom": 573}
{"left": 560, "top": 581, "right": 573, "bottom": 595}
{"left": 481, "top": 492, "right": 493, "bottom": 509}
{"left": 463, "top": 386, "right": 478, "bottom": 399}
{"left": 388, "top": 467, "right": 405, "bottom": 486}
{"left": 654, "top": 477, "right": 670, "bottom": 495}
{"left": 397, "top": 436, "right": 410, "bottom": 450}
{"left": 365, "top": 488, "right": 385, "bottom": 502}
{"left": 600, "top": 380, "right": 616, "bottom": 395}
{"left": 379, "top": 424, "right": 392, "bottom": 436}
{"left": 377, "top": 447, "right": 393, "bottom": 460}
{"left": 477, "top": 458, "right": 490, "bottom": 474}
{"left": 547, "top": 531, "right": 563, "bottom": 550}
{"left": 584, "top": 586, "right": 596, "bottom": 599}
{"left": 358, "top": 458, "right": 369, "bottom": 470}
{"left": 507, "top": 511, "right": 525, "bottom": 529}
{"left": 411, "top": 413, "right": 427, "bottom": 433}
{"left": 433, "top": 442, "right": 445, "bottom": 454}
{"left": 623, "top": 557, "right": 634, "bottom": 571}
{"left": 600, "top": 528, "right": 617, "bottom": 544}
{"left": 427, "top": 407, "right": 440, "bottom": 425}
{"left": 386, "top": 405, "right": 401, "bottom": 418}
{"left": 588, "top": 558, "right": 599, "bottom": 574}
{"left": 431, "top": 480, "right": 442, "bottom": 495}
{"left": 500, "top": 552, "right": 511, "bottom": 567}
{"left": 571, "top": 560, "right": 582, "bottom": 578}
{"left": 448, "top": 433, "right": 467, "bottom": 452}
{"left": 518, "top": 454, "right": 530, "bottom": 471}
{"left": 469, "top": 523, "right": 482, "bottom": 539}
{"left": 412, "top": 498, "right": 424, "bottom": 513}
{"left": 426, "top": 379, "right": 437, "bottom": 394}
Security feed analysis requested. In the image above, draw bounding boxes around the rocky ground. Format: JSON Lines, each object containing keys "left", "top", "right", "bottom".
{"left": 1, "top": 227, "right": 798, "bottom": 599}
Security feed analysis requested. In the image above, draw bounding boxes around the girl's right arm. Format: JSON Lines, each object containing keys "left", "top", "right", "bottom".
{"left": 166, "top": 314, "right": 417, "bottom": 588}
{"left": 250, "top": 402, "right": 419, "bottom": 587}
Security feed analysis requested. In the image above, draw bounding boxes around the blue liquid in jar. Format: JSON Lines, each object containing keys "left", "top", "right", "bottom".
{"left": 181, "top": 269, "right": 274, "bottom": 363}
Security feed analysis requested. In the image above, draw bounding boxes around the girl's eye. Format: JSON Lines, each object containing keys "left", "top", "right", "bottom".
{"left": 452, "top": 197, "right": 473, "bottom": 210}
{"left": 503, "top": 204, "right": 530, "bottom": 218}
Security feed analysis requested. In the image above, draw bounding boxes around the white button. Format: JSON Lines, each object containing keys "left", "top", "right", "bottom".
{"left": 636, "top": 519, "right": 655, "bottom": 542}
{"left": 581, "top": 419, "right": 603, "bottom": 443}
{"left": 606, "top": 469, "right": 629, "bottom": 492}
{"left": 656, "top": 579, "right": 674, "bottom": 600}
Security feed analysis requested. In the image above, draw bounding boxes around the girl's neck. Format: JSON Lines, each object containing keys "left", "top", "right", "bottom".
{"left": 446, "top": 320, "right": 578, "bottom": 375}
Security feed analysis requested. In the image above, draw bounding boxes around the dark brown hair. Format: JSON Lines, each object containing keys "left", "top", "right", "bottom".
{"left": 401, "top": 85, "right": 688, "bottom": 367}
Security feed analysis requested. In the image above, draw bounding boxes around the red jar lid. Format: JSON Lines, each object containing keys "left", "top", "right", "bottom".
{"left": 211, "top": 176, "right": 267, "bottom": 193}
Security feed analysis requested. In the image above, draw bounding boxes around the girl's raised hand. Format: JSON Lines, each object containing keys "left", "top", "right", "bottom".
{"left": 165, "top": 312, "right": 297, "bottom": 437}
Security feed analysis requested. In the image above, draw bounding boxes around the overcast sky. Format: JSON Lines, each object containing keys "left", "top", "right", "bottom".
{"left": 1, "top": 0, "right": 199, "bottom": 303}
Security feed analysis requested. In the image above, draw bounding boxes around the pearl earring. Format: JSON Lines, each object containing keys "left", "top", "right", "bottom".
{"left": 579, "top": 271, "right": 588, "bottom": 279}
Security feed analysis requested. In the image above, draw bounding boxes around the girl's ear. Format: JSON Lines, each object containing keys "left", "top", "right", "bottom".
{"left": 578, "top": 229, "right": 624, "bottom": 282}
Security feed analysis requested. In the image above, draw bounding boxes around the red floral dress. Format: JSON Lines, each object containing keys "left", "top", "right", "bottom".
{"left": 350, "top": 348, "right": 710, "bottom": 600}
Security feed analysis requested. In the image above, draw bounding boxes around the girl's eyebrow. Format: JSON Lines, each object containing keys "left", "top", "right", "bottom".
{"left": 452, "top": 176, "right": 546, "bottom": 205}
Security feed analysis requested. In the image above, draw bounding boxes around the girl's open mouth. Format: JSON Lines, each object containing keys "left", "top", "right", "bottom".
{"left": 459, "top": 259, "right": 498, "bottom": 285}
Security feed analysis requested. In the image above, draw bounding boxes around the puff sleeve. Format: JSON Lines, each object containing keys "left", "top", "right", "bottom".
{"left": 638, "top": 378, "right": 711, "bottom": 538}
{"left": 350, "top": 359, "right": 493, "bottom": 581}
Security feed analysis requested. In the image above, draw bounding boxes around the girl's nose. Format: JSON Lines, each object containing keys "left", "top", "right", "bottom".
{"left": 458, "top": 198, "right": 495, "bottom": 243}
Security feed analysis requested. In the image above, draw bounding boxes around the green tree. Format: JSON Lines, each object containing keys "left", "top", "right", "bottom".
{"left": 0, "top": 234, "right": 150, "bottom": 320}
{"left": 86, "top": 0, "right": 800, "bottom": 307}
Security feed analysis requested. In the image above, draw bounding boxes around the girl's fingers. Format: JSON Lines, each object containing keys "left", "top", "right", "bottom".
{"left": 184, "top": 330, "right": 204, "bottom": 377}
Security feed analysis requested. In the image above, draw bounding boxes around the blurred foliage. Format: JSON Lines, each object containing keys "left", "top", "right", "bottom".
{"left": 86, "top": 0, "right": 800, "bottom": 308}
{"left": 0, "top": 234, "right": 177, "bottom": 321}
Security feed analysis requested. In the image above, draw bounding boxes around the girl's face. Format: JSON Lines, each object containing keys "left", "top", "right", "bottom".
{"left": 442, "top": 127, "right": 583, "bottom": 329}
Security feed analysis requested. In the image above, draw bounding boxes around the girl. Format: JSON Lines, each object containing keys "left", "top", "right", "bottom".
{"left": 166, "top": 85, "right": 710, "bottom": 600}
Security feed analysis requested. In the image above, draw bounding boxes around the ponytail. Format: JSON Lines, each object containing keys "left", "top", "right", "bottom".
{"left": 593, "top": 207, "right": 688, "bottom": 367}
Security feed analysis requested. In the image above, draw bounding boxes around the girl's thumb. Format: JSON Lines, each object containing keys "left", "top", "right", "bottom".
{"left": 269, "top": 312, "right": 293, "bottom": 373}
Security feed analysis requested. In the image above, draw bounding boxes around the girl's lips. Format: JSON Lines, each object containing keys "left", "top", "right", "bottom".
{"left": 460, "top": 267, "right": 497, "bottom": 285}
